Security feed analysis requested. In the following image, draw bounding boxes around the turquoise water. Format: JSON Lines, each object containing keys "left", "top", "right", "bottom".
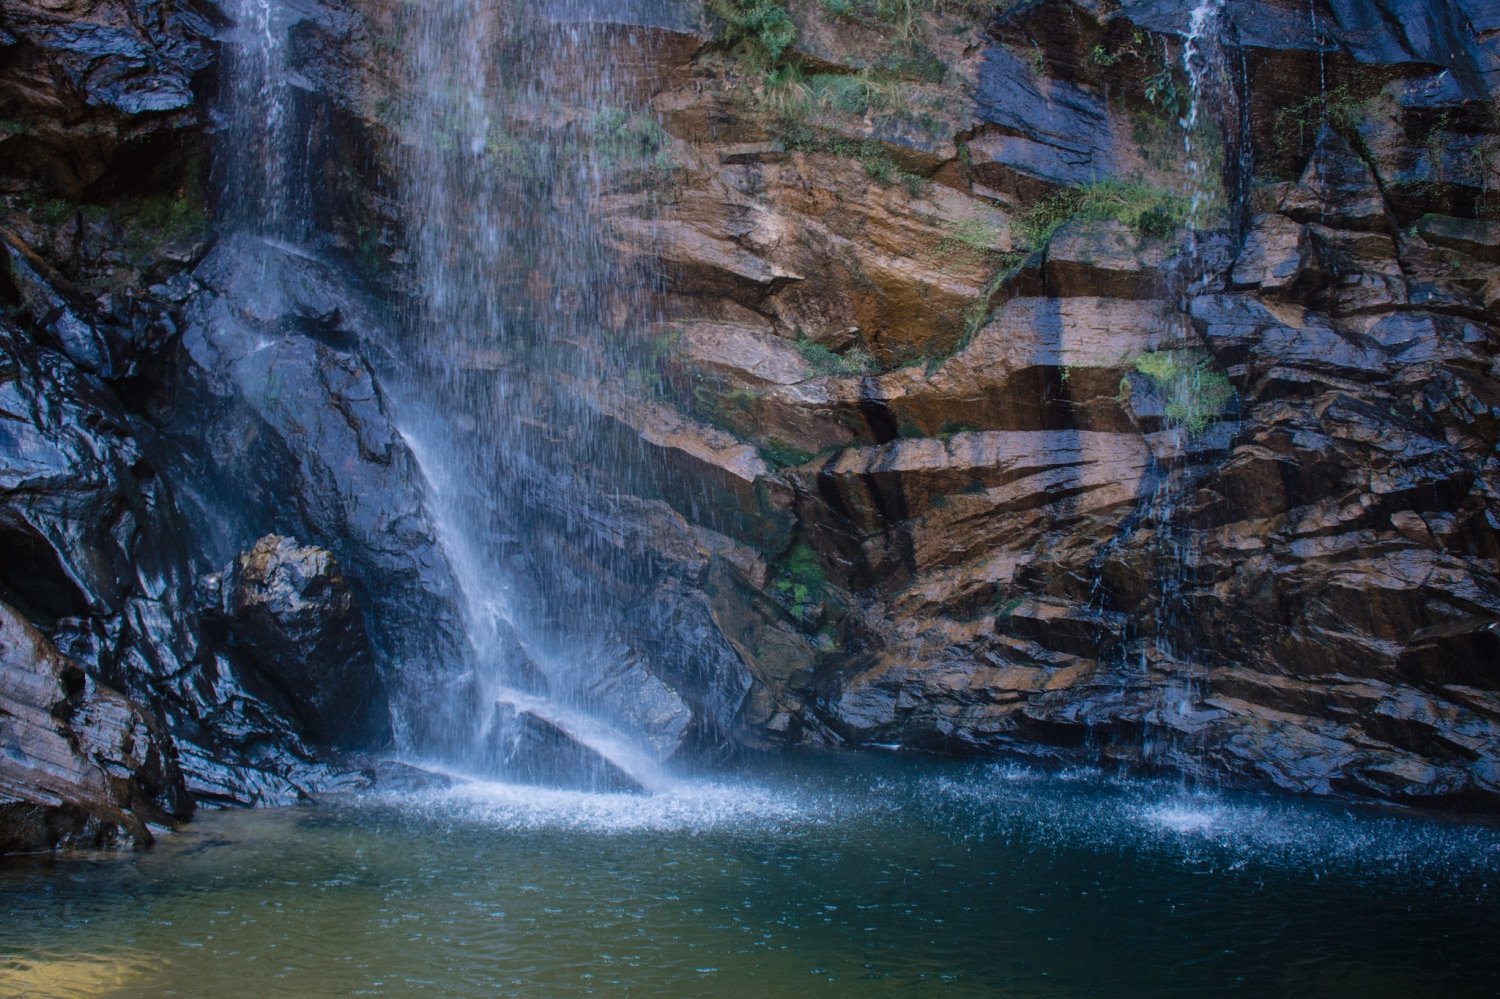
{"left": 2, "top": 752, "right": 1497, "bottom": 997}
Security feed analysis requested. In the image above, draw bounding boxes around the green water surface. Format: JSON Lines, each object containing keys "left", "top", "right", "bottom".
{"left": 1, "top": 752, "right": 1496, "bottom": 997}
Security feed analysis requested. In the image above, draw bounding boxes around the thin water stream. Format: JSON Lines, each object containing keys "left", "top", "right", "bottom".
{"left": 2, "top": 754, "right": 1497, "bottom": 997}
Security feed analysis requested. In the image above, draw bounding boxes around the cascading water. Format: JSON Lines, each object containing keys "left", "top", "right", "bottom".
{"left": 209, "top": 0, "right": 693, "bottom": 791}
{"left": 375, "top": 1, "right": 682, "bottom": 787}
{"left": 1151, "top": 0, "right": 1231, "bottom": 728}
{"left": 1090, "top": 0, "right": 1237, "bottom": 769}
{"left": 219, "top": 0, "right": 295, "bottom": 234}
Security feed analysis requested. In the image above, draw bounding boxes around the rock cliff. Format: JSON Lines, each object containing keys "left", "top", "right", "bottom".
{"left": 1, "top": 0, "right": 1497, "bottom": 849}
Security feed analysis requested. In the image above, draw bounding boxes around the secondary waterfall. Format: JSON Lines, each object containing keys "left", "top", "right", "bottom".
{"left": 219, "top": 0, "right": 295, "bottom": 234}
{"left": 1088, "top": 0, "right": 1239, "bottom": 768}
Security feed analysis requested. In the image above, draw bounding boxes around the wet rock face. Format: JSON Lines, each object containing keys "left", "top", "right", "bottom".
{"left": 0, "top": 0, "right": 1494, "bottom": 823}
{"left": 207, "top": 536, "right": 391, "bottom": 750}
{"left": 482, "top": 699, "right": 647, "bottom": 795}
{"left": 405, "top": 0, "right": 1496, "bottom": 809}
{"left": 164, "top": 235, "right": 469, "bottom": 702}
{"left": 0, "top": 0, "right": 212, "bottom": 197}
{"left": 0, "top": 601, "right": 191, "bottom": 854}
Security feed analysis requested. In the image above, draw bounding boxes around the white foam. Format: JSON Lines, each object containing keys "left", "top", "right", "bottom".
{"left": 1142, "top": 800, "right": 1223, "bottom": 835}
{"left": 381, "top": 774, "right": 841, "bottom": 836}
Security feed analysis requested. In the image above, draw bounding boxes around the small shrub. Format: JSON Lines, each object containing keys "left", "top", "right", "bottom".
{"left": 708, "top": 0, "right": 797, "bottom": 65}
{"left": 772, "top": 122, "right": 925, "bottom": 191}
{"left": 1142, "top": 65, "right": 1187, "bottom": 119}
{"left": 763, "top": 63, "right": 815, "bottom": 118}
{"left": 936, "top": 217, "right": 1005, "bottom": 257}
{"left": 1012, "top": 180, "right": 1192, "bottom": 250}
{"left": 1131, "top": 350, "right": 1234, "bottom": 433}
{"left": 1269, "top": 81, "right": 1379, "bottom": 176}
{"left": 773, "top": 541, "right": 829, "bottom": 625}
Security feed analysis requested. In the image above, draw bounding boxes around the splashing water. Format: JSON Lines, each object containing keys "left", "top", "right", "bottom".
{"left": 209, "top": 0, "right": 701, "bottom": 789}
{"left": 374, "top": 1, "right": 683, "bottom": 785}
{"left": 3, "top": 754, "right": 1496, "bottom": 997}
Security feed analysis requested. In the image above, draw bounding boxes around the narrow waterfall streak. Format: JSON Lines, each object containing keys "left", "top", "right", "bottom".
{"left": 1087, "top": 0, "right": 1238, "bottom": 766}
{"left": 221, "top": 0, "right": 292, "bottom": 234}
{"left": 1160, "top": 0, "right": 1231, "bottom": 729}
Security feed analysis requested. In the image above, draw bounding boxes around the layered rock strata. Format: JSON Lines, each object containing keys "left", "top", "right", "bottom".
{"left": 0, "top": 0, "right": 1496, "bottom": 832}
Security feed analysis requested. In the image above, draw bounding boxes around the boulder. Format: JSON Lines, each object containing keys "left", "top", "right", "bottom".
{"left": 0, "top": 601, "right": 191, "bottom": 854}
{"left": 0, "top": 0, "right": 212, "bottom": 197}
{"left": 481, "top": 699, "right": 646, "bottom": 794}
{"left": 165, "top": 235, "right": 469, "bottom": 734}
{"left": 209, "top": 535, "right": 391, "bottom": 749}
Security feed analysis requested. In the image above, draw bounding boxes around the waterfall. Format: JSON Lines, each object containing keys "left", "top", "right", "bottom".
{"left": 219, "top": 0, "right": 294, "bottom": 234}
{"left": 1089, "top": 0, "right": 1237, "bottom": 768}
{"left": 1155, "top": 0, "right": 1232, "bottom": 737}
{"left": 209, "top": 0, "right": 686, "bottom": 791}
{"left": 377, "top": 1, "right": 678, "bottom": 786}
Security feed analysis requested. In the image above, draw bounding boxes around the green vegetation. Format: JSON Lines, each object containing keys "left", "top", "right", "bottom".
{"left": 1089, "top": 45, "right": 1120, "bottom": 68}
{"left": 770, "top": 121, "right": 926, "bottom": 192}
{"left": 818, "top": 0, "right": 1003, "bottom": 43}
{"left": 796, "top": 336, "right": 876, "bottom": 377}
{"left": 130, "top": 192, "right": 208, "bottom": 239}
{"left": 1129, "top": 350, "right": 1235, "bottom": 433}
{"left": 1269, "top": 79, "right": 1381, "bottom": 176}
{"left": 1013, "top": 180, "right": 1193, "bottom": 250}
{"left": 1142, "top": 65, "right": 1188, "bottom": 120}
{"left": 590, "top": 107, "right": 675, "bottom": 180}
{"left": 772, "top": 542, "right": 830, "bottom": 626}
{"left": 935, "top": 217, "right": 1006, "bottom": 257}
{"left": 690, "top": 379, "right": 759, "bottom": 432}
{"left": 939, "top": 420, "right": 978, "bottom": 440}
{"left": 15, "top": 194, "right": 76, "bottom": 227}
{"left": 709, "top": 0, "right": 982, "bottom": 192}
{"left": 707, "top": 0, "right": 798, "bottom": 65}
{"left": 924, "top": 252, "right": 1024, "bottom": 374}
{"left": 761, "top": 439, "right": 816, "bottom": 468}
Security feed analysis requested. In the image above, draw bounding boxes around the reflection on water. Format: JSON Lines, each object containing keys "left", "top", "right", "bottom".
{"left": 2, "top": 752, "right": 1496, "bottom": 998}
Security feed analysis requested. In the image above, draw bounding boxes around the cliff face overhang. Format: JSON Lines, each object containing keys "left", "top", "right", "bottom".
{"left": 0, "top": 0, "right": 1497, "bottom": 845}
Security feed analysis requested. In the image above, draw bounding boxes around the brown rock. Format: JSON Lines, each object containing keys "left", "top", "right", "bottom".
{"left": 0, "top": 602, "right": 190, "bottom": 854}
{"left": 1044, "top": 219, "right": 1173, "bottom": 299}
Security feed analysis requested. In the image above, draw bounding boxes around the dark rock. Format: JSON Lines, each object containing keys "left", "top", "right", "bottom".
{"left": 208, "top": 535, "right": 390, "bottom": 749}
{"left": 0, "top": 0, "right": 213, "bottom": 196}
{"left": 0, "top": 600, "right": 191, "bottom": 854}
{"left": 1279, "top": 125, "right": 1392, "bottom": 233}
{"left": 0, "top": 244, "right": 357, "bottom": 811}
{"left": 970, "top": 43, "right": 1116, "bottom": 199}
{"left": 1415, "top": 214, "right": 1500, "bottom": 264}
{"left": 481, "top": 699, "right": 647, "bottom": 794}
{"left": 1045, "top": 220, "right": 1173, "bottom": 300}
{"left": 161, "top": 235, "right": 468, "bottom": 739}
{"left": 1, "top": 236, "right": 116, "bottom": 377}
{"left": 1230, "top": 213, "right": 1323, "bottom": 296}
